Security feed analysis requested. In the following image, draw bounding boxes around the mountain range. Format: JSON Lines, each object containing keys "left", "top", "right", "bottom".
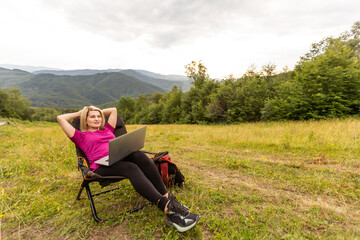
{"left": 0, "top": 65, "right": 191, "bottom": 108}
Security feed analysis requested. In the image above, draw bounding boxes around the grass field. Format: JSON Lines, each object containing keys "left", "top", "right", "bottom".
{"left": 1, "top": 118, "right": 360, "bottom": 239}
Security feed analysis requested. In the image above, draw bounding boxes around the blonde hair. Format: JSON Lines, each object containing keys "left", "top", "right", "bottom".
{"left": 80, "top": 106, "right": 105, "bottom": 131}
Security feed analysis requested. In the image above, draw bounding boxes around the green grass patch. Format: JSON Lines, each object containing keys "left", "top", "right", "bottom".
{"left": 1, "top": 119, "right": 360, "bottom": 239}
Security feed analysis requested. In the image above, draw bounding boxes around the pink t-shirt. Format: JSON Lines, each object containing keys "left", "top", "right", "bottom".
{"left": 70, "top": 123, "right": 115, "bottom": 171}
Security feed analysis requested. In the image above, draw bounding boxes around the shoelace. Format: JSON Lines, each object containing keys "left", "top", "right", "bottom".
{"left": 169, "top": 194, "right": 189, "bottom": 210}
{"left": 168, "top": 198, "right": 189, "bottom": 216}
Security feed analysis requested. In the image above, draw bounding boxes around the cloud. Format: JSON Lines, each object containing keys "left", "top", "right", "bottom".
{"left": 40, "top": 0, "right": 262, "bottom": 48}
{"left": 1, "top": 0, "right": 358, "bottom": 77}
{"left": 40, "top": 0, "right": 360, "bottom": 50}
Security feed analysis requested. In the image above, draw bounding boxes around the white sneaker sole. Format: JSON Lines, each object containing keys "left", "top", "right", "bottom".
{"left": 165, "top": 215, "right": 200, "bottom": 232}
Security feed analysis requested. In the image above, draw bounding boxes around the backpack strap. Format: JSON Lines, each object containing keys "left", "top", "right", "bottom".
{"left": 152, "top": 151, "right": 169, "bottom": 162}
{"left": 159, "top": 161, "right": 169, "bottom": 186}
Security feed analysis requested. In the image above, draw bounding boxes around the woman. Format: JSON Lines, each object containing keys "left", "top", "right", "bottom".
{"left": 57, "top": 106, "right": 200, "bottom": 232}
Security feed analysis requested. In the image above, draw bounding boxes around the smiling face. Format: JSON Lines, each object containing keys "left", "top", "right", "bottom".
{"left": 86, "top": 110, "right": 103, "bottom": 131}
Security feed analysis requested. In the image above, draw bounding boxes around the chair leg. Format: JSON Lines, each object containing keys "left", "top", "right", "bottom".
{"left": 79, "top": 182, "right": 150, "bottom": 222}
{"left": 76, "top": 187, "right": 84, "bottom": 200}
{"left": 127, "top": 202, "right": 150, "bottom": 213}
{"left": 85, "top": 185, "right": 103, "bottom": 222}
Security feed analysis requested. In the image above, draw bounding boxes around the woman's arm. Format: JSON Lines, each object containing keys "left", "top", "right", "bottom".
{"left": 57, "top": 110, "right": 82, "bottom": 138}
{"left": 102, "top": 107, "right": 117, "bottom": 129}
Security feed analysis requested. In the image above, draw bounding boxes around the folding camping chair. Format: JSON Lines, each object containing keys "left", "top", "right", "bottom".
{"left": 72, "top": 115, "right": 151, "bottom": 222}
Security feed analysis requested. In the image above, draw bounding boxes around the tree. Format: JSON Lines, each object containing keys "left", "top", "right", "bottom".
{"left": 185, "top": 60, "right": 209, "bottom": 88}
{"left": 31, "top": 107, "right": 61, "bottom": 122}
{"left": 117, "top": 97, "right": 136, "bottom": 123}
{"left": 351, "top": 21, "right": 360, "bottom": 38}
{"left": 7, "top": 88, "right": 31, "bottom": 120}
{"left": 133, "top": 95, "right": 150, "bottom": 123}
{"left": 0, "top": 86, "right": 10, "bottom": 117}
{"left": 261, "top": 79, "right": 308, "bottom": 121}
{"left": 262, "top": 63, "right": 277, "bottom": 77}
{"left": 147, "top": 102, "right": 164, "bottom": 124}
{"left": 162, "top": 86, "right": 183, "bottom": 123}
{"left": 183, "top": 61, "right": 219, "bottom": 123}
{"left": 292, "top": 38, "right": 360, "bottom": 119}
{"left": 348, "top": 21, "right": 360, "bottom": 60}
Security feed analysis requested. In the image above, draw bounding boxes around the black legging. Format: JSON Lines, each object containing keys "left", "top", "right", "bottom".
{"left": 94, "top": 151, "right": 168, "bottom": 203}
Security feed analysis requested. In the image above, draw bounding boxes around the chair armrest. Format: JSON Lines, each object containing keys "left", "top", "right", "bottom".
{"left": 77, "top": 157, "right": 100, "bottom": 180}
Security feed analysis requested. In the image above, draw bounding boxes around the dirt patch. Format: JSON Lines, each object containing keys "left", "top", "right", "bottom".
{"left": 91, "top": 222, "right": 133, "bottom": 240}
{"left": 179, "top": 156, "right": 360, "bottom": 224}
{"left": 1, "top": 225, "right": 57, "bottom": 240}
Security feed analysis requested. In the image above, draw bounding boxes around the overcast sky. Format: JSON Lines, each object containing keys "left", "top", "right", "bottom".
{"left": 0, "top": 0, "right": 359, "bottom": 78}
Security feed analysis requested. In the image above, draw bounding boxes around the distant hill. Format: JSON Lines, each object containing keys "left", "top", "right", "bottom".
{"left": 0, "top": 68, "right": 166, "bottom": 108}
{"left": 32, "top": 69, "right": 123, "bottom": 76}
{"left": 0, "top": 64, "right": 62, "bottom": 72}
{"left": 135, "top": 69, "right": 190, "bottom": 82}
{"left": 0, "top": 67, "right": 33, "bottom": 88}
{"left": 32, "top": 69, "right": 191, "bottom": 91}
{"left": 120, "top": 69, "right": 190, "bottom": 91}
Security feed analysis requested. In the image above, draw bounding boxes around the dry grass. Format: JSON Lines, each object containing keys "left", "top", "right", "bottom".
{"left": 1, "top": 118, "right": 360, "bottom": 239}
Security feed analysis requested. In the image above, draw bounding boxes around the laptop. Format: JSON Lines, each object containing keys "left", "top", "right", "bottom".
{"left": 95, "top": 126, "right": 147, "bottom": 166}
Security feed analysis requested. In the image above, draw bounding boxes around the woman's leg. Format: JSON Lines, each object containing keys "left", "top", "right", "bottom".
{"left": 95, "top": 160, "right": 164, "bottom": 203}
{"left": 96, "top": 153, "right": 201, "bottom": 232}
{"left": 123, "top": 151, "right": 168, "bottom": 195}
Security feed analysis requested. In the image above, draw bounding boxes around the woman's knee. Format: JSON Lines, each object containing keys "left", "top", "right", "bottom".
{"left": 125, "top": 161, "right": 142, "bottom": 173}
{"left": 131, "top": 151, "right": 148, "bottom": 159}
{"left": 130, "top": 151, "right": 153, "bottom": 165}
{"left": 108, "top": 161, "right": 142, "bottom": 178}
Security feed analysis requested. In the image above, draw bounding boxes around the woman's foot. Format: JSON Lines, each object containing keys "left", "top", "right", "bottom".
{"left": 165, "top": 195, "right": 200, "bottom": 232}
{"left": 168, "top": 194, "right": 189, "bottom": 211}
{"left": 166, "top": 211, "right": 200, "bottom": 232}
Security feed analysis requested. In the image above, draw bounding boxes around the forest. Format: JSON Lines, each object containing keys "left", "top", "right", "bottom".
{"left": 1, "top": 21, "right": 359, "bottom": 124}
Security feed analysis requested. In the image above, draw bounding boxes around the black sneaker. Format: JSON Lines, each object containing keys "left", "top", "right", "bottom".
{"left": 166, "top": 195, "right": 200, "bottom": 232}
{"left": 167, "top": 194, "right": 190, "bottom": 216}
{"left": 166, "top": 211, "right": 200, "bottom": 232}
{"left": 168, "top": 194, "right": 189, "bottom": 211}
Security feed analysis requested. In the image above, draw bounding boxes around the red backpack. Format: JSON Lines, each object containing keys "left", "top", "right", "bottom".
{"left": 152, "top": 152, "right": 185, "bottom": 187}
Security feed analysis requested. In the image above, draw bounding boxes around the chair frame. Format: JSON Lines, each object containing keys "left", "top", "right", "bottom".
{"left": 75, "top": 159, "right": 150, "bottom": 222}
{"left": 72, "top": 115, "right": 151, "bottom": 222}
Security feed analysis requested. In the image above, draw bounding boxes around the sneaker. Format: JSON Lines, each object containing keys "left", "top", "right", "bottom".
{"left": 166, "top": 194, "right": 190, "bottom": 216}
{"left": 166, "top": 211, "right": 200, "bottom": 232}
{"left": 165, "top": 195, "right": 200, "bottom": 232}
{"left": 168, "top": 194, "right": 189, "bottom": 211}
